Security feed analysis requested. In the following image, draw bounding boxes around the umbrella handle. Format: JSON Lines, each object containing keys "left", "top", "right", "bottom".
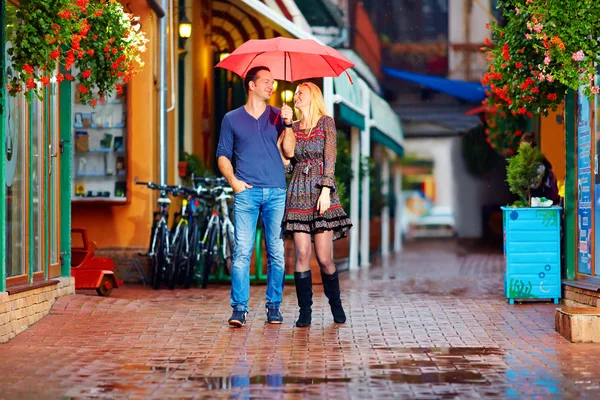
{"left": 283, "top": 52, "right": 287, "bottom": 106}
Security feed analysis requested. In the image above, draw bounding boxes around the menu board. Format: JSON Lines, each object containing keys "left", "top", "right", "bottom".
{"left": 578, "top": 86, "right": 592, "bottom": 274}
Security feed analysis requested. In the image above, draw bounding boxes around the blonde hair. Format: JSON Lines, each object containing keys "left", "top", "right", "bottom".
{"left": 294, "top": 82, "right": 329, "bottom": 131}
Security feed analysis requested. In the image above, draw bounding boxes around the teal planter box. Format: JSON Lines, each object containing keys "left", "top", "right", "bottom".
{"left": 501, "top": 206, "right": 562, "bottom": 305}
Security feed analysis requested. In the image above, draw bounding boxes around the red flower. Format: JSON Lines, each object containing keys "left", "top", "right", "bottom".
{"left": 531, "top": 87, "right": 540, "bottom": 93}
{"left": 41, "top": 76, "right": 50, "bottom": 87}
{"left": 55, "top": 73, "right": 65, "bottom": 83}
{"left": 547, "top": 93, "right": 558, "bottom": 101}
{"left": 76, "top": 0, "right": 89, "bottom": 6}
{"left": 484, "top": 37, "right": 492, "bottom": 46}
{"left": 111, "top": 62, "right": 119, "bottom": 70}
{"left": 65, "top": 74, "right": 75, "bottom": 81}
{"left": 23, "top": 64, "right": 35, "bottom": 74}
{"left": 519, "top": 48, "right": 525, "bottom": 54}
{"left": 87, "top": 49, "right": 95, "bottom": 56}
{"left": 79, "top": 85, "right": 89, "bottom": 94}
{"left": 81, "top": 69, "right": 91, "bottom": 79}
{"left": 508, "top": 149, "right": 515, "bottom": 155}
{"left": 515, "top": 62, "right": 523, "bottom": 69}
{"left": 502, "top": 44, "right": 510, "bottom": 61}
{"left": 50, "top": 48, "right": 60, "bottom": 60}
{"left": 517, "top": 107, "right": 527, "bottom": 115}
{"left": 514, "top": 130, "right": 523, "bottom": 137}
{"left": 26, "top": 77, "right": 36, "bottom": 89}
{"left": 115, "top": 84, "right": 124, "bottom": 95}
{"left": 90, "top": 99, "right": 97, "bottom": 107}
{"left": 526, "top": 112, "right": 533, "bottom": 118}
{"left": 94, "top": 10, "right": 103, "bottom": 17}
{"left": 104, "top": 45, "right": 111, "bottom": 53}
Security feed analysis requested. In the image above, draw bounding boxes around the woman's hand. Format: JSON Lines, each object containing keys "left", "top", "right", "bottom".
{"left": 317, "top": 188, "right": 331, "bottom": 214}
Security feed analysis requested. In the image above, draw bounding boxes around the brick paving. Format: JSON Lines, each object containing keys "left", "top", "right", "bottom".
{"left": 1, "top": 240, "right": 600, "bottom": 399}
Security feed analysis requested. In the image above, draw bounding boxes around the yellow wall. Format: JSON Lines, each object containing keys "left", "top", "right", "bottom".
{"left": 192, "top": 0, "right": 215, "bottom": 167}
{"left": 540, "top": 103, "right": 566, "bottom": 182}
{"left": 72, "top": 2, "right": 160, "bottom": 248}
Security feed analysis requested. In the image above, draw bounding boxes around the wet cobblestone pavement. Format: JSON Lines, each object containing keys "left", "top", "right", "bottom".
{"left": 2, "top": 240, "right": 600, "bottom": 399}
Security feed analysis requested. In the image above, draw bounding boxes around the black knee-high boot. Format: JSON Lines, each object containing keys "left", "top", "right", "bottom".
{"left": 294, "top": 271, "right": 313, "bottom": 327}
{"left": 321, "top": 270, "right": 346, "bottom": 324}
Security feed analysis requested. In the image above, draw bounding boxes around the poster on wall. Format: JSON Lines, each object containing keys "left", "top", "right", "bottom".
{"left": 595, "top": 75, "right": 600, "bottom": 275}
{"left": 578, "top": 86, "right": 592, "bottom": 274}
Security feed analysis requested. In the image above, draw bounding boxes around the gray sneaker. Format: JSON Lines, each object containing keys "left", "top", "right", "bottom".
{"left": 266, "top": 307, "right": 283, "bottom": 324}
{"left": 228, "top": 310, "right": 247, "bottom": 327}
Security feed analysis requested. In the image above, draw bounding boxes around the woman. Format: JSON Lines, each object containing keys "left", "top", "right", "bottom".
{"left": 277, "top": 82, "right": 353, "bottom": 327}
{"left": 519, "top": 133, "right": 560, "bottom": 204}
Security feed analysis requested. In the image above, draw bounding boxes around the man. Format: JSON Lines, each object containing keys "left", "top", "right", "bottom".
{"left": 216, "top": 66, "right": 295, "bottom": 327}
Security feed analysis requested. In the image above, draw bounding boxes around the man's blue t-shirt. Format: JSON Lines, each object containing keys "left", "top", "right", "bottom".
{"left": 216, "top": 105, "right": 286, "bottom": 188}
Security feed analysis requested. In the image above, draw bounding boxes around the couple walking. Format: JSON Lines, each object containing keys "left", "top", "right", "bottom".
{"left": 216, "top": 66, "right": 352, "bottom": 328}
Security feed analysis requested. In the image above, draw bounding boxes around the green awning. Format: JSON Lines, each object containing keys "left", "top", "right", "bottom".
{"left": 370, "top": 91, "right": 404, "bottom": 156}
{"left": 338, "top": 102, "right": 365, "bottom": 130}
{"left": 372, "top": 127, "right": 404, "bottom": 157}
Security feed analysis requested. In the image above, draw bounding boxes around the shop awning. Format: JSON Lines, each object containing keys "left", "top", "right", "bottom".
{"left": 369, "top": 90, "right": 404, "bottom": 156}
{"left": 235, "top": 0, "right": 321, "bottom": 42}
{"left": 333, "top": 69, "right": 365, "bottom": 129}
{"left": 383, "top": 67, "right": 487, "bottom": 103}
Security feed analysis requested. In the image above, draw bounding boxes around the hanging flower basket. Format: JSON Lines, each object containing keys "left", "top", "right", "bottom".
{"left": 482, "top": 0, "right": 600, "bottom": 116}
{"left": 481, "top": 0, "right": 600, "bottom": 156}
{"left": 6, "top": 0, "right": 148, "bottom": 106}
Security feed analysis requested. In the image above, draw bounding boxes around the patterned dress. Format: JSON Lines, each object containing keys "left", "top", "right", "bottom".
{"left": 282, "top": 115, "right": 352, "bottom": 241}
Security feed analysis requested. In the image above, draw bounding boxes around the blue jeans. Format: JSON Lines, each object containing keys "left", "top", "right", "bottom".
{"left": 231, "top": 187, "right": 286, "bottom": 312}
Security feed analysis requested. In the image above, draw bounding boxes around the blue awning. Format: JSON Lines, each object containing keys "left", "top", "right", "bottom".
{"left": 383, "top": 67, "right": 487, "bottom": 103}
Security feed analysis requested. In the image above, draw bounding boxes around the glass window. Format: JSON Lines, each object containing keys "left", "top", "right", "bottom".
{"left": 32, "top": 97, "right": 43, "bottom": 273}
{"left": 4, "top": 2, "right": 27, "bottom": 277}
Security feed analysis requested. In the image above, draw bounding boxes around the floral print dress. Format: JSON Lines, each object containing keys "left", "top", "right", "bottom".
{"left": 282, "top": 115, "right": 352, "bottom": 241}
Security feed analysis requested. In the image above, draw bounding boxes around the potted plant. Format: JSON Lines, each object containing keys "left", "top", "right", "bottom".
{"left": 179, "top": 151, "right": 211, "bottom": 186}
{"left": 501, "top": 143, "right": 561, "bottom": 305}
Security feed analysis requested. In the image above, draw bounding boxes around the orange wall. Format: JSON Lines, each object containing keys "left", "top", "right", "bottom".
{"left": 540, "top": 103, "right": 566, "bottom": 182}
{"left": 72, "top": 2, "right": 159, "bottom": 249}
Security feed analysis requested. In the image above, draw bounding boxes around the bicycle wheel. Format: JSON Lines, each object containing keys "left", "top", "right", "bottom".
{"left": 201, "top": 226, "right": 217, "bottom": 289}
{"left": 171, "top": 224, "right": 189, "bottom": 289}
{"left": 224, "top": 224, "right": 234, "bottom": 275}
{"left": 153, "top": 224, "right": 168, "bottom": 290}
{"left": 184, "top": 224, "right": 199, "bottom": 289}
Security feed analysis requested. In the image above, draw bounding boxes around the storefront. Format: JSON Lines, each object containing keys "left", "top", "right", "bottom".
{"left": 0, "top": 0, "right": 74, "bottom": 342}
{"left": 559, "top": 75, "right": 600, "bottom": 307}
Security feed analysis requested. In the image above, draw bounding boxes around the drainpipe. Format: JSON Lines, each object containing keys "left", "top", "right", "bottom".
{"left": 158, "top": 0, "right": 168, "bottom": 185}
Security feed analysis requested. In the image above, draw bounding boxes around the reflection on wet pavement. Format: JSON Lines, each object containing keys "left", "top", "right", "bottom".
{"left": 0, "top": 242, "right": 599, "bottom": 398}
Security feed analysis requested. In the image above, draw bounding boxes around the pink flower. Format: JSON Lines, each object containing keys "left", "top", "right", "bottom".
{"left": 525, "top": 33, "right": 532, "bottom": 40}
{"left": 546, "top": 74, "right": 554, "bottom": 82}
{"left": 592, "top": 87, "right": 600, "bottom": 95}
{"left": 538, "top": 73, "right": 546, "bottom": 82}
{"left": 515, "top": 7, "right": 520, "bottom": 14}
{"left": 533, "top": 23, "right": 543, "bottom": 33}
{"left": 572, "top": 50, "right": 585, "bottom": 61}
{"left": 544, "top": 55, "right": 551, "bottom": 65}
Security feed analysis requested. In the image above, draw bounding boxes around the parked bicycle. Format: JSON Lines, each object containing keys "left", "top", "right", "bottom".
{"left": 192, "top": 177, "right": 235, "bottom": 289}
{"left": 135, "top": 178, "right": 180, "bottom": 290}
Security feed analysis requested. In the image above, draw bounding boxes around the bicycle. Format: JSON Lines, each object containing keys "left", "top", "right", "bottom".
{"left": 192, "top": 177, "right": 235, "bottom": 289}
{"left": 135, "top": 178, "right": 180, "bottom": 290}
{"left": 170, "top": 185, "right": 209, "bottom": 289}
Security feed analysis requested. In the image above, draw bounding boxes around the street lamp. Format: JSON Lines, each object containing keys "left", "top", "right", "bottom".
{"left": 219, "top": 52, "right": 230, "bottom": 62}
{"left": 281, "top": 90, "right": 294, "bottom": 103}
{"left": 179, "top": 15, "right": 192, "bottom": 41}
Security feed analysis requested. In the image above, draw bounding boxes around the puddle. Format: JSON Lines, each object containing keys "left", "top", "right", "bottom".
{"left": 88, "top": 382, "right": 137, "bottom": 394}
{"left": 372, "top": 347, "right": 504, "bottom": 356}
{"left": 371, "top": 371, "right": 488, "bottom": 385}
{"left": 194, "top": 375, "right": 352, "bottom": 389}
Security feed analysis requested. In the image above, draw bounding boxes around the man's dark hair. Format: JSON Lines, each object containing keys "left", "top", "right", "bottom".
{"left": 520, "top": 132, "right": 538, "bottom": 148}
{"left": 244, "top": 66, "right": 270, "bottom": 94}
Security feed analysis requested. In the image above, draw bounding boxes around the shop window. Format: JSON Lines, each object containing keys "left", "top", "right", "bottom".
{"left": 4, "top": 2, "right": 26, "bottom": 278}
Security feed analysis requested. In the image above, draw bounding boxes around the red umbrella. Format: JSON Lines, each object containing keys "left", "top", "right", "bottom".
{"left": 215, "top": 37, "right": 355, "bottom": 83}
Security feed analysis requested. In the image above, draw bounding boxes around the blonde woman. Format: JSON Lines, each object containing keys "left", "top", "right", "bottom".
{"left": 278, "top": 82, "right": 352, "bottom": 327}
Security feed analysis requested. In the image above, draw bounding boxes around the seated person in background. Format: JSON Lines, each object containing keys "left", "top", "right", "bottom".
{"left": 519, "top": 133, "right": 560, "bottom": 204}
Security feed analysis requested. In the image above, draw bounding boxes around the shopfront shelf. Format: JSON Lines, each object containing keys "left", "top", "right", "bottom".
{"left": 501, "top": 206, "right": 562, "bottom": 304}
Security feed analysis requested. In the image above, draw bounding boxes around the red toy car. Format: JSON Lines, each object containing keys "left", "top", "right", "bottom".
{"left": 71, "top": 228, "right": 122, "bottom": 296}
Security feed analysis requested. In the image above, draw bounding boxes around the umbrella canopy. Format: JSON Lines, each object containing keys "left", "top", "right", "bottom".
{"left": 215, "top": 37, "right": 354, "bottom": 82}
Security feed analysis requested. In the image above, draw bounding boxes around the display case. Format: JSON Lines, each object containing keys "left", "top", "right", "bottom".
{"left": 71, "top": 81, "right": 129, "bottom": 204}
